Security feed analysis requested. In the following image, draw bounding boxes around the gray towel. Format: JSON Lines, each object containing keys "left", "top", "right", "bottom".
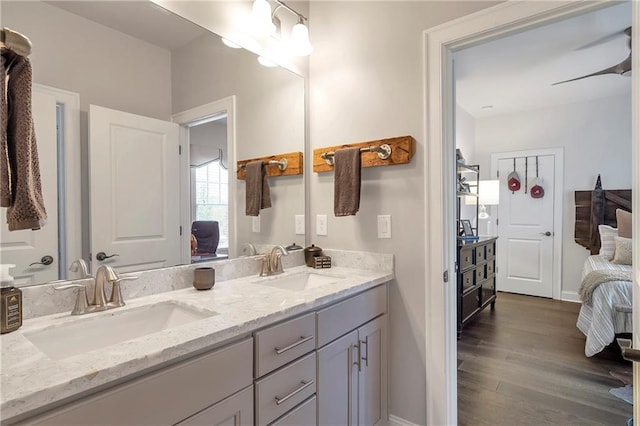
{"left": 245, "top": 161, "right": 271, "bottom": 216}
{"left": 334, "top": 147, "right": 361, "bottom": 216}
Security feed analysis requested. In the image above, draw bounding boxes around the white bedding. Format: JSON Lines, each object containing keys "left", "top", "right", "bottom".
{"left": 576, "top": 255, "right": 632, "bottom": 357}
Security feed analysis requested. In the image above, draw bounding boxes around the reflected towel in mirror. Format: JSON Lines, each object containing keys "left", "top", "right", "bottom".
{"left": 245, "top": 160, "right": 271, "bottom": 216}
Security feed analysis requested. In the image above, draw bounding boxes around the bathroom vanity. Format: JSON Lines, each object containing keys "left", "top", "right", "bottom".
{"left": 0, "top": 251, "right": 392, "bottom": 425}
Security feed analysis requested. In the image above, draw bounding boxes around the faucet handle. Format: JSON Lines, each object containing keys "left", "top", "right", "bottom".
{"left": 259, "top": 255, "right": 270, "bottom": 277}
{"left": 108, "top": 274, "right": 138, "bottom": 308}
{"left": 54, "top": 283, "right": 89, "bottom": 315}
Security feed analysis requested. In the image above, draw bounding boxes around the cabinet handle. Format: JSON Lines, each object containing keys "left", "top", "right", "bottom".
{"left": 353, "top": 342, "right": 362, "bottom": 372}
{"left": 360, "top": 337, "right": 369, "bottom": 367}
{"left": 274, "top": 335, "right": 314, "bottom": 355}
{"left": 274, "top": 380, "right": 314, "bottom": 406}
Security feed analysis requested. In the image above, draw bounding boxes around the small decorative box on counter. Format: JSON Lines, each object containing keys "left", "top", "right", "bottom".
{"left": 313, "top": 256, "right": 332, "bottom": 269}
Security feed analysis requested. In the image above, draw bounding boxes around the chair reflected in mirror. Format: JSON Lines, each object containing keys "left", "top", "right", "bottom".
{"left": 191, "top": 221, "right": 220, "bottom": 261}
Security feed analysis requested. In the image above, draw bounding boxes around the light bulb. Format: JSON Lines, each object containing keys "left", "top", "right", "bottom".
{"left": 290, "top": 21, "right": 313, "bottom": 56}
{"left": 251, "top": 0, "right": 276, "bottom": 37}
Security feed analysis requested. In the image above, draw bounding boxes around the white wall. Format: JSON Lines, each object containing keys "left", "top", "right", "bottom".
{"left": 473, "top": 93, "right": 632, "bottom": 298}
{"left": 308, "top": 2, "right": 499, "bottom": 424}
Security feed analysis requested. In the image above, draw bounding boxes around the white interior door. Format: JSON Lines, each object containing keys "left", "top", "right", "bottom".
{"left": 0, "top": 89, "right": 58, "bottom": 285}
{"left": 89, "top": 105, "right": 181, "bottom": 273}
{"left": 494, "top": 154, "right": 555, "bottom": 298}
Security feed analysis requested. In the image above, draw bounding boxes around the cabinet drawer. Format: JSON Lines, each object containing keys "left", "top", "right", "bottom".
{"left": 486, "top": 259, "right": 495, "bottom": 276}
{"left": 317, "top": 285, "right": 386, "bottom": 348}
{"left": 481, "top": 277, "right": 496, "bottom": 307}
{"left": 255, "top": 312, "right": 315, "bottom": 378}
{"left": 475, "top": 265, "right": 486, "bottom": 282}
{"left": 255, "top": 352, "right": 316, "bottom": 426}
{"left": 177, "top": 385, "right": 253, "bottom": 426}
{"left": 461, "top": 270, "right": 474, "bottom": 292}
{"left": 459, "top": 247, "right": 474, "bottom": 270}
{"left": 476, "top": 245, "right": 486, "bottom": 262}
{"left": 30, "top": 338, "right": 253, "bottom": 426}
{"left": 486, "top": 241, "right": 496, "bottom": 259}
{"left": 270, "top": 396, "right": 316, "bottom": 426}
{"left": 461, "top": 287, "right": 480, "bottom": 323}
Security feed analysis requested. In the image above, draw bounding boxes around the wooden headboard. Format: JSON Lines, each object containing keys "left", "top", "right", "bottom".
{"left": 574, "top": 175, "right": 631, "bottom": 255}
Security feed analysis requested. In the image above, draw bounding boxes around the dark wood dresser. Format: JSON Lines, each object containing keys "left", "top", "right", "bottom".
{"left": 457, "top": 236, "right": 497, "bottom": 338}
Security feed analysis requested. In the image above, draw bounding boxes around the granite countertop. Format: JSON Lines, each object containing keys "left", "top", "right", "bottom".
{"left": 0, "top": 264, "right": 393, "bottom": 421}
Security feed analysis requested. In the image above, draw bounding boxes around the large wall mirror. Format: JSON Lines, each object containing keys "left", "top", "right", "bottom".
{"left": 1, "top": 0, "right": 306, "bottom": 287}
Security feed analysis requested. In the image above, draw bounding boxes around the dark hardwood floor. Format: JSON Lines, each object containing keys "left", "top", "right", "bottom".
{"left": 458, "top": 292, "right": 633, "bottom": 425}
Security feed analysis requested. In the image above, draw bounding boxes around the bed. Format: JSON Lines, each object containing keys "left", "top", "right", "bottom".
{"left": 574, "top": 176, "right": 632, "bottom": 357}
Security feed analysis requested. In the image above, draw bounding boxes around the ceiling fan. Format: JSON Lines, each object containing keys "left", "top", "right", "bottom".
{"left": 552, "top": 27, "right": 631, "bottom": 85}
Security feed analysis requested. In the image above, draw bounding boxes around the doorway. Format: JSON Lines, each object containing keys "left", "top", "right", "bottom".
{"left": 423, "top": 2, "right": 639, "bottom": 424}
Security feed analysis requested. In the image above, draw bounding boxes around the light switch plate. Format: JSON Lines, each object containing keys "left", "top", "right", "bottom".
{"left": 316, "top": 215, "right": 328, "bottom": 236}
{"left": 295, "top": 215, "right": 305, "bottom": 235}
{"left": 252, "top": 216, "right": 260, "bottom": 233}
{"left": 377, "top": 215, "right": 391, "bottom": 238}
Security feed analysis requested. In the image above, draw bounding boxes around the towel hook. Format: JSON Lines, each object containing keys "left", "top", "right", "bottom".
{"left": 321, "top": 144, "right": 392, "bottom": 166}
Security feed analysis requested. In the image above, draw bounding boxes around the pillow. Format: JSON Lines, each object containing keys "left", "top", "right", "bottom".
{"left": 598, "top": 224, "right": 618, "bottom": 258}
{"left": 616, "top": 209, "right": 632, "bottom": 239}
{"left": 611, "top": 236, "right": 632, "bottom": 265}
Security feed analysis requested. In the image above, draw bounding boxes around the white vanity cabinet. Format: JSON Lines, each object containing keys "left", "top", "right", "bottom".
{"left": 317, "top": 285, "right": 387, "bottom": 426}
{"left": 24, "top": 338, "right": 254, "bottom": 426}
{"left": 253, "top": 312, "right": 317, "bottom": 426}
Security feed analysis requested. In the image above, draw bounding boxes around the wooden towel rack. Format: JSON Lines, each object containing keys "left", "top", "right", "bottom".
{"left": 236, "top": 151, "right": 303, "bottom": 180}
{"left": 313, "top": 135, "right": 416, "bottom": 173}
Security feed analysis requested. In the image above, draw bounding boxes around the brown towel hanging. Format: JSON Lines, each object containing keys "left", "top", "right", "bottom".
{"left": 245, "top": 161, "right": 271, "bottom": 216}
{"left": 334, "top": 147, "right": 361, "bottom": 216}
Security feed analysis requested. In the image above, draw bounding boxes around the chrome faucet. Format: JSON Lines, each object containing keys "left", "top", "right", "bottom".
{"left": 69, "top": 259, "right": 91, "bottom": 278}
{"left": 259, "top": 245, "right": 288, "bottom": 276}
{"left": 242, "top": 242, "right": 257, "bottom": 256}
{"left": 55, "top": 264, "right": 137, "bottom": 315}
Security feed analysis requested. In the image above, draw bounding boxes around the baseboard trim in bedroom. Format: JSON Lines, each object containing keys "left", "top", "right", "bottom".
{"left": 388, "top": 414, "right": 420, "bottom": 426}
{"left": 561, "top": 291, "right": 580, "bottom": 303}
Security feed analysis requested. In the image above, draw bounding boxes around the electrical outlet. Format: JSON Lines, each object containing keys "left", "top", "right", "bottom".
{"left": 295, "top": 215, "right": 305, "bottom": 235}
{"left": 252, "top": 216, "right": 260, "bottom": 233}
{"left": 316, "top": 214, "right": 328, "bottom": 236}
{"left": 377, "top": 215, "right": 391, "bottom": 238}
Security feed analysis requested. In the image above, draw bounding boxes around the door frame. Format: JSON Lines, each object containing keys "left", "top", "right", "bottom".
{"left": 32, "top": 84, "right": 82, "bottom": 278}
{"left": 172, "top": 96, "right": 237, "bottom": 262}
{"left": 490, "top": 147, "right": 564, "bottom": 300}
{"left": 423, "top": 1, "right": 639, "bottom": 425}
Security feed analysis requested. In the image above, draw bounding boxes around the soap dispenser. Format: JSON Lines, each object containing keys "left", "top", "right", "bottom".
{"left": 0, "top": 264, "right": 22, "bottom": 334}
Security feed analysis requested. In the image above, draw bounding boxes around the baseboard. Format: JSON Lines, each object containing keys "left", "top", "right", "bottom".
{"left": 561, "top": 291, "right": 580, "bottom": 303}
{"left": 388, "top": 414, "right": 420, "bottom": 426}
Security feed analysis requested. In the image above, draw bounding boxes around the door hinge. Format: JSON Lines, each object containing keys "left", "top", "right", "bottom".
{"left": 179, "top": 225, "right": 183, "bottom": 236}
{"left": 496, "top": 170, "right": 499, "bottom": 178}
{"left": 178, "top": 145, "right": 182, "bottom": 155}
{"left": 443, "top": 270, "right": 449, "bottom": 283}
{"left": 496, "top": 218, "right": 499, "bottom": 226}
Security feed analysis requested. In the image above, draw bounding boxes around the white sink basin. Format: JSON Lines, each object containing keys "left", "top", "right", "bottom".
{"left": 24, "top": 302, "right": 216, "bottom": 360}
{"left": 254, "top": 271, "right": 345, "bottom": 291}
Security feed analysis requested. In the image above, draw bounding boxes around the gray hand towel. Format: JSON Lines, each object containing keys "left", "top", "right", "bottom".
{"left": 245, "top": 161, "right": 271, "bottom": 216}
{"left": 334, "top": 147, "right": 361, "bottom": 216}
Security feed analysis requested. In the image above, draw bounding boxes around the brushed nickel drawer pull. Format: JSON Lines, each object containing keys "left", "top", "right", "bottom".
{"left": 274, "top": 380, "right": 314, "bottom": 406}
{"left": 361, "top": 337, "right": 369, "bottom": 367}
{"left": 274, "top": 335, "right": 313, "bottom": 355}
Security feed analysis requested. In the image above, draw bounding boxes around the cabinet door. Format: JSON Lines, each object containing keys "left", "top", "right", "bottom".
{"left": 317, "top": 330, "right": 359, "bottom": 426}
{"left": 177, "top": 386, "right": 253, "bottom": 426}
{"left": 357, "top": 316, "right": 386, "bottom": 426}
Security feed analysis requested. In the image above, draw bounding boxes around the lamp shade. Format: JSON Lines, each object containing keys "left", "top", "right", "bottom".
{"left": 251, "top": 0, "right": 275, "bottom": 37}
{"left": 291, "top": 21, "right": 313, "bottom": 56}
{"left": 465, "top": 180, "right": 500, "bottom": 206}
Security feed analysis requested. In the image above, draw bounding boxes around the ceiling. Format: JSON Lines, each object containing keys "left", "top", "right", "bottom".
{"left": 454, "top": 2, "right": 632, "bottom": 118}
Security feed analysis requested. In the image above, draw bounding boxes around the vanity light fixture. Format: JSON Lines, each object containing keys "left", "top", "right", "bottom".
{"left": 251, "top": 0, "right": 313, "bottom": 56}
